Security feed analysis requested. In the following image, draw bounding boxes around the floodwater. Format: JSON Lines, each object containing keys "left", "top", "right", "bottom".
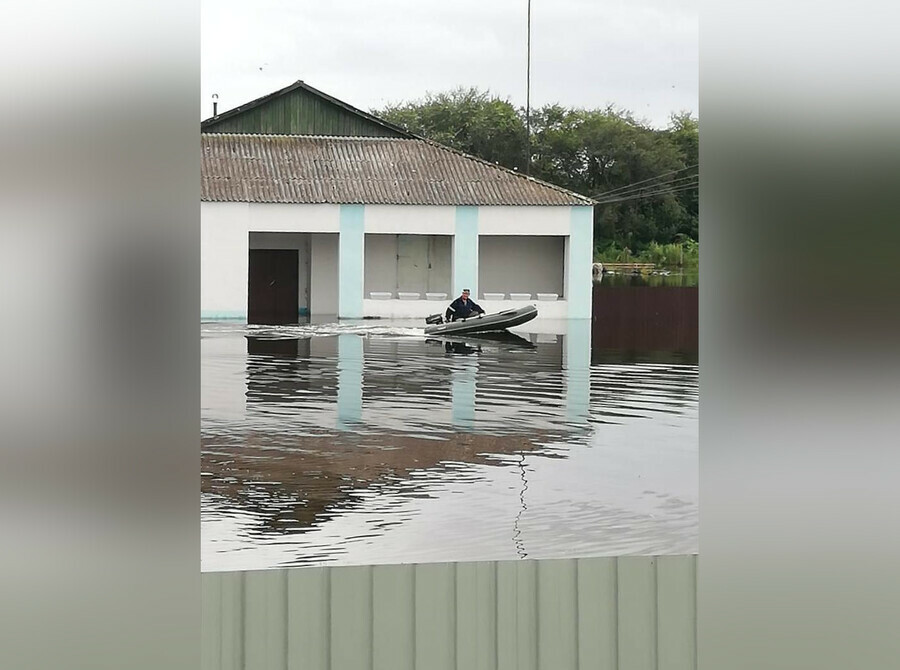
{"left": 201, "top": 284, "right": 698, "bottom": 571}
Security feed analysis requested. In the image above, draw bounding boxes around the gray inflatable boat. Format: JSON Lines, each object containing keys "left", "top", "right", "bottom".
{"left": 424, "top": 304, "right": 538, "bottom": 336}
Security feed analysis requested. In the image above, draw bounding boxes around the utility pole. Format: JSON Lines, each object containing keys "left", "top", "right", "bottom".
{"left": 525, "top": 0, "right": 532, "bottom": 175}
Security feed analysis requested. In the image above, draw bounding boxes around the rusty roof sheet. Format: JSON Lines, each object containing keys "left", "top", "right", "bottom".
{"left": 201, "top": 134, "right": 594, "bottom": 206}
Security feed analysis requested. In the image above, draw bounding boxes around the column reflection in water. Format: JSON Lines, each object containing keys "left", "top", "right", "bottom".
{"left": 564, "top": 319, "right": 592, "bottom": 425}
{"left": 336, "top": 334, "right": 363, "bottom": 430}
{"left": 203, "top": 333, "right": 252, "bottom": 424}
{"left": 450, "top": 354, "right": 478, "bottom": 431}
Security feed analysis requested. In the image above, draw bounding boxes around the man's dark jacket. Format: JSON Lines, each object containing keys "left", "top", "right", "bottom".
{"left": 445, "top": 296, "right": 484, "bottom": 321}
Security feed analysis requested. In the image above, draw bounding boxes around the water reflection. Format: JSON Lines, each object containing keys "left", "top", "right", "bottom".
{"left": 592, "top": 282, "right": 699, "bottom": 364}
{"left": 596, "top": 271, "right": 699, "bottom": 288}
{"left": 202, "top": 295, "right": 698, "bottom": 570}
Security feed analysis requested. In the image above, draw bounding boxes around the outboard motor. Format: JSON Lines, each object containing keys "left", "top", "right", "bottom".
{"left": 425, "top": 313, "right": 444, "bottom": 325}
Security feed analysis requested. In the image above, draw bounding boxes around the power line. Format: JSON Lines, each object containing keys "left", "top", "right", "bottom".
{"left": 590, "top": 163, "right": 699, "bottom": 199}
{"left": 594, "top": 181, "right": 699, "bottom": 205}
{"left": 591, "top": 163, "right": 698, "bottom": 197}
{"left": 594, "top": 181, "right": 699, "bottom": 206}
{"left": 592, "top": 174, "right": 699, "bottom": 203}
{"left": 598, "top": 181, "right": 699, "bottom": 204}
{"left": 593, "top": 176, "right": 699, "bottom": 204}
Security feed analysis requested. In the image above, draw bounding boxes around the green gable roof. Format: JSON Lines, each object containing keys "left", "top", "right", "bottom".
{"left": 201, "top": 80, "right": 413, "bottom": 138}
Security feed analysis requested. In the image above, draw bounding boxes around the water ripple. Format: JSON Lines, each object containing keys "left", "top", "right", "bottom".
{"left": 202, "top": 320, "right": 698, "bottom": 571}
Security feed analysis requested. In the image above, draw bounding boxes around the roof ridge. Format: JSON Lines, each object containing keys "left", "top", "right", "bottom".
{"left": 201, "top": 133, "right": 416, "bottom": 141}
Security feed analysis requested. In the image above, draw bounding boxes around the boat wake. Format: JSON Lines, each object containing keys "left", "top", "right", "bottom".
{"left": 242, "top": 322, "right": 426, "bottom": 339}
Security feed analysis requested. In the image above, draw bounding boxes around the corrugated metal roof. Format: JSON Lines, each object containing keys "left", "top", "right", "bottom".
{"left": 201, "top": 134, "right": 595, "bottom": 206}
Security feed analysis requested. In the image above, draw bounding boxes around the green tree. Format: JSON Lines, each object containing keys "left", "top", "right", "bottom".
{"left": 375, "top": 87, "right": 528, "bottom": 171}
{"left": 374, "top": 88, "right": 699, "bottom": 255}
{"left": 530, "top": 105, "right": 693, "bottom": 250}
{"left": 665, "top": 111, "right": 699, "bottom": 239}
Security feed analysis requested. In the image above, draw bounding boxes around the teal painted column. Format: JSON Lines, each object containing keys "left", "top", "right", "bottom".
{"left": 453, "top": 206, "right": 479, "bottom": 297}
{"left": 568, "top": 206, "right": 593, "bottom": 319}
{"left": 339, "top": 205, "right": 365, "bottom": 319}
{"left": 337, "top": 334, "right": 363, "bottom": 430}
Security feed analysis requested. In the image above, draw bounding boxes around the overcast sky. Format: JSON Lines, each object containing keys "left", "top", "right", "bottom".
{"left": 201, "top": 0, "right": 697, "bottom": 129}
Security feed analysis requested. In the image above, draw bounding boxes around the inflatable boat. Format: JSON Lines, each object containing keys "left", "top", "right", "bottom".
{"left": 424, "top": 304, "right": 538, "bottom": 336}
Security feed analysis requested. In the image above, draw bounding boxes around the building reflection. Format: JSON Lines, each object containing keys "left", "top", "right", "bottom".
{"left": 217, "top": 293, "right": 697, "bottom": 543}
{"left": 212, "top": 322, "right": 595, "bottom": 539}
{"left": 243, "top": 324, "right": 591, "bottom": 433}
{"left": 201, "top": 428, "right": 560, "bottom": 537}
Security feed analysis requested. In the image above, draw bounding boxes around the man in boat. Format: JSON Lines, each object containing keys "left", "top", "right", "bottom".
{"left": 445, "top": 288, "right": 485, "bottom": 322}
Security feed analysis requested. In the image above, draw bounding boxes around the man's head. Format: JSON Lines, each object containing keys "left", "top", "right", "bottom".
{"left": 461, "top": 289, "right": 470, "bottom": 300}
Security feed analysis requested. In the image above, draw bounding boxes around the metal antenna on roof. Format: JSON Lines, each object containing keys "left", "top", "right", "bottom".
{"left": 525, "top": 0, "right": 532, "bottom": 176}
{"left": 212, "top": 93, "right": 219, "bottom": 118}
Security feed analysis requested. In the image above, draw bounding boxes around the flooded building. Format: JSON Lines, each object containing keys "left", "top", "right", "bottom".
{"left": 201, "top": 81, "right": 595, "bottom": 322}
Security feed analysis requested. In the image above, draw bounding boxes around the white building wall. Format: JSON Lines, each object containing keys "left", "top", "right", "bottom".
{"left": 364, "top": 205, "right": 455, "bottom": 235}
{"left": 247, "top": 203, "right": 341, "bottom": 232}
{"left": 202, "top": 202, "right": 342, "bottom": 318}
{"left": 311, "top": 233, "right": 339, "bottom": 315}
{"left": 478, "top": 236, "right": 565, "bottom": 298}
{"left": 364, "top": 234, "right": 398, "bottom": 296}
{"left": 397, "top": 235, "right": 451, "bottom": 293}
{"left": 201, "top": 202, "right": 249, "bottom": 317}
{"left": 477, "top": 205, "right": 571, "bottom": 236}
{"left": 426, "top": 236, "right": 452, "bottom": 293}
{"left": 365, "top": 234, "right": 452, "bottom": 297}
{"left": 202, "top": 202, "right": 585, "bottom": 320}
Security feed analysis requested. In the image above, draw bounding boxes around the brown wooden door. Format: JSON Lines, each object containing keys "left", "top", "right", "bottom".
{"left": 248, "top": 249, "right": 299, "bottom": 324}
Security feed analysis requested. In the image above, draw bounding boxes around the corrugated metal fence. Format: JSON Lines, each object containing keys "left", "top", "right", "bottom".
{"left": 202, "top": 555, "right": 696, "bottom": 670}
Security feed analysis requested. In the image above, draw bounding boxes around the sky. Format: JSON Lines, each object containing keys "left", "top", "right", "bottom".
{"left": 201, "top": 0, "right": 697, "bottom": 129}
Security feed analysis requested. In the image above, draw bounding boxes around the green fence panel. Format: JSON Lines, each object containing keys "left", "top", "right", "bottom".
{"left": 201, "top": 555, "right": 697, "bottom": 670}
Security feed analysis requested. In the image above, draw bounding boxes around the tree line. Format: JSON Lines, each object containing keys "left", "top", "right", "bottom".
{"left": 374, "top": 87, "right": 698, "bottom": 264}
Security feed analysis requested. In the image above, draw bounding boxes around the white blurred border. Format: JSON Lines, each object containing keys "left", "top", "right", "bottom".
{"left": 700, "top": 1, "right": 900, "bottom": 668}
{"left": 0, "top": 2, "right": 199, "bottom": 669}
